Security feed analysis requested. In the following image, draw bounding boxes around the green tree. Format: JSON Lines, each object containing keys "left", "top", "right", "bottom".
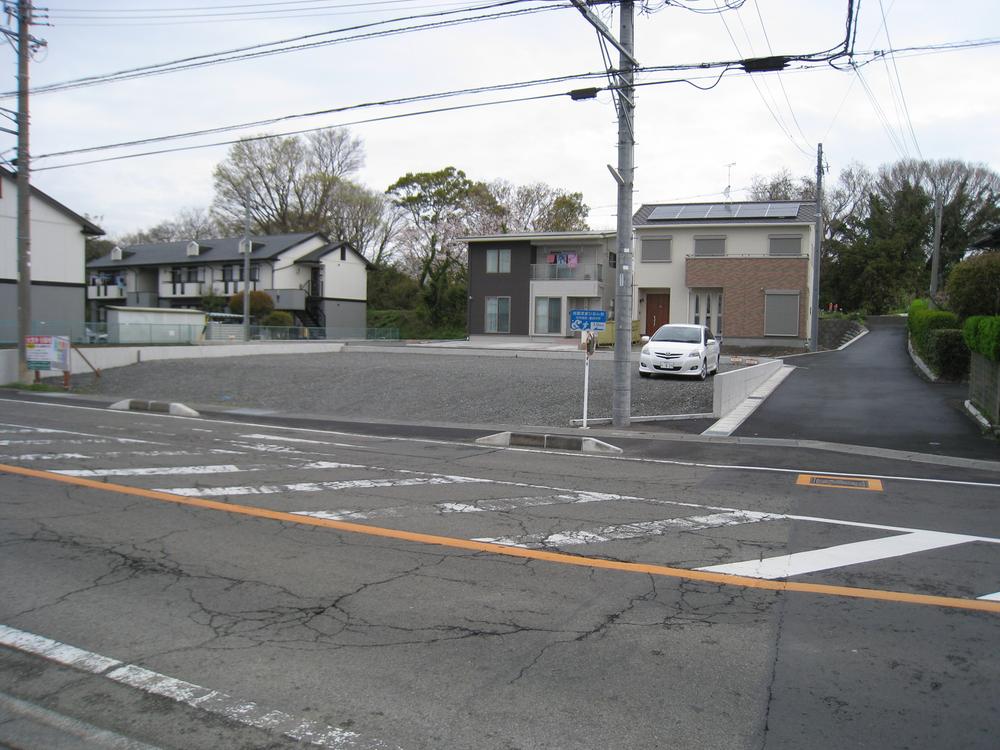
{"left": 946, "top": 252, "right": 1000, "bottom": 318}
{"left": 367, "top": 264, "right": 422, "bottom": 310}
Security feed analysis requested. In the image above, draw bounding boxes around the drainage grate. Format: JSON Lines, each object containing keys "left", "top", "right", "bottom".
{"left": 796, "top": 474, "right": 884, "bottom": 491}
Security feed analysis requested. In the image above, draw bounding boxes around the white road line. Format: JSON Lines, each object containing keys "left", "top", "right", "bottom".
{"left": 476, "top": 510, "right": 779, "bottom": 548}
{"left": 239, "top": 433, "right": 364, "bottom": 449}
{"left": 0, "top": 422, "right": 155, "bottom": 444}
{"left": 698, "top": 531, "right": 975, "bottom": 579}
{"left": 160, "top": 475, "right": 491, "bottom": 497}
{"left": 977, "top": 591, "right": 1000, "bottom": 601}
{"left": 0, "top": 452, "right": 90, "bottom": 461}
{"left": 0, "top": 625, "right": 395, "bottom": 749}
{"left": 53, "top": 465, "right": 249, "bottom": 478}
{"left": 437, "top": 490, "right": 642, "bottom": 514}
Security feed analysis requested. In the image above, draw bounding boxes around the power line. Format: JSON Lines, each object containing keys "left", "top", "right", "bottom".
{"left": 877, "top": 0, "right": 921, "bottom": 158}
{"left": 2, "top": 1, "right": 565, "bottom": 97}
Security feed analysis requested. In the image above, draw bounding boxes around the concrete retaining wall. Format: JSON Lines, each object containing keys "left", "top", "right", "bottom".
{"left": 712, "top": 359, "right": 783, "bottom": 417}
{"left": 1, "top": 342, "right": 345, "bottom": 383}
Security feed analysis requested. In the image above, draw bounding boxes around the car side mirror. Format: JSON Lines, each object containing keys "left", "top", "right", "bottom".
{"left": 640, "top": 335, "right": 650, "bottom": 344}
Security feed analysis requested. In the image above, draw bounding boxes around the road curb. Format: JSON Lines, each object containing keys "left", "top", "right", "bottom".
{"left": 109, "top": 399, "right": 199, "bottom": 417}
{"left": 476, "top": 431, "right": 622, "bottom": 454}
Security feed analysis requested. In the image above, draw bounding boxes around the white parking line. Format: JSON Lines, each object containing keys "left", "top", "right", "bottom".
{"left": 698, "top": 531, "right": 975, "bottom": 579}
{"left": 0, "top": 625, "right": 395, "bottom": 749}
{"left": 160, "top": 475, "right": 491, "bottom": 497}
{"left": 53, "top": 465, "right": 249, "bottom": 477}
{"left": 977, "top": 591, "right": 1000, "bottom": 601}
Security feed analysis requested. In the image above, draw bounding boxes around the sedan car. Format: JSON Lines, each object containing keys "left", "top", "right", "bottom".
{"left": 638, "top": 324, "right": 721, "bottom": 380}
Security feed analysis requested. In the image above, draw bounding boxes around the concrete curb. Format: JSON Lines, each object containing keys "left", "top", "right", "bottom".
{"left": 476, "top": 431, "right": 622, "bottom": 454}
{"left": 109, "top": 399, "right": 199, "bottom": 417}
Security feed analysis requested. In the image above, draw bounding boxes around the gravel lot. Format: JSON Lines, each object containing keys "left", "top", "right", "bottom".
{"left": 72, "top": 350, "right": 721, "bottom": 428}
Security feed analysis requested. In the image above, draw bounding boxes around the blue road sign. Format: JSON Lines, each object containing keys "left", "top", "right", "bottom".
{"left": 569, "top": 309, "right": 608, "bottom": 331}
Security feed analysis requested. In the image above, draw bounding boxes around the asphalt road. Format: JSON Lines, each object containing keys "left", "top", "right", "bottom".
{"left": 737, "top": 316, "right": 998, "bottom": 461}
{"left": 1, "top": 399, "right": 998, "bottom": 749}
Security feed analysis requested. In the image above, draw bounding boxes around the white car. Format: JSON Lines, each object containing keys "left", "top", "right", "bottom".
{"left": 638, "top": 324, "right": 721, "bottom": 380}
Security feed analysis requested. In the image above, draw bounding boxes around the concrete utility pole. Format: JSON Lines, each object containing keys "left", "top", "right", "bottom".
{"left": 809, "top": 143, "right": 823, "bottom": 352}
{"left": 569, "top": 0, "right": 636, "bottom": 427}
{"left": 611, "top": 0, "right": 636, "bottom": 427}
{"left": 929, "top": 191, "right": 943, "bottom": 298}
{"left": 15, "top": 0, "right": 32, "bottom": 383}
{"left": 241, "top": 202, "right": 251, "bottom": 342}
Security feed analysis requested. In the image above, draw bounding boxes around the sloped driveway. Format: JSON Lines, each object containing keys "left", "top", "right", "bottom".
{"left": 735, "top": 316, "right": 998, "bottom": 460}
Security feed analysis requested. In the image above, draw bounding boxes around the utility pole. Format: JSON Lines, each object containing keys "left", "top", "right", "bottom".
{"left": 929, "top": 191, "right": 943, "bottom": 299}
{"left": 241, "top": 202, "right": 251, "bottom": 342}
{"left": 612, "top": 0, "right": 635, "bottom": 427}
{"left": 14, "top": 0, "right": 33, "bottom": 382}
{"left": 809, "top": 143, "right": 823, "bottom": 352}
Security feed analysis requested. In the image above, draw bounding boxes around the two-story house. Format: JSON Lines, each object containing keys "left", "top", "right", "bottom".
{"left": 632, "top": 201, "right": 817, "bottom": 347}
{"left": 0, "top": 168, "right": 104, "bottom": 334}
{"left": 465, "top": 231, "right": 616, "bottom": 336}
{"left": 87, "top": 232, "right": 370, "bottom": 335}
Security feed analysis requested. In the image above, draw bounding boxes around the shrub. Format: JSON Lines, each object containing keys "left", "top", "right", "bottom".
{"left": 946, "top": 252, "right": 1000, "bottom": 319}
{"left": 964, "top": 316, "right": 1000, "bottom": 362}
{"left": 907, "top": 299, "right": 959, "bottom": 353}
{"left": 262, "top": 310, "right": 294, "bottom": 327}
{"left": 228, "top": 291, "right": 274, "bottom": 319}
{"left": 922, "top": 329, "right": 970, "bottom": 380}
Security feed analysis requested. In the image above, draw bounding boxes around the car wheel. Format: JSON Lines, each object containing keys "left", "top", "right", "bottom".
{"left": 698, "top": 359, "right": 707, "bottom": 380}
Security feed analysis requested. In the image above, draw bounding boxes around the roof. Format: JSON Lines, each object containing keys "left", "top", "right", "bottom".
{"left": 971, "top": 226, "right": 1000, "bottom": 249}
{"left": 87, "top": 232, "right": 324, "bottom": 269}
{"left": 295, "top": 241, "right": 373, "bottom": 268}
{"left": 463, "top": 230, "right": 616, "bottom": 243}
{"left": 1, "top": 167, "right": 104, "bottom": 235}
{"left": 633, "top": 200, "right": 817, "bottom": 226}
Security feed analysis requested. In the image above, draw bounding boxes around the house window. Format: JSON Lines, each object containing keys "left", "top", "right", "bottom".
{"left": 769, "top": 234, "right": 802, "bottom": 256}
{"left": 608, "top": 251, "right": 617, "bottom": 269}
{"left": 186, "top": 267, "right": 199, "bottom": 282}
{"left": 340, "top": 246, "right": 347, "bottom": 261}
{"left": 486, "top": 248, "right": 511, "bottom": 274}
{"left": 642, "top": 237, "right": 671, "bottom": 262}
{"left": 485, "top": 296, "right": 510, "bottom": 333}
{"left": 691, "top": 289, "right": 724, "bottom": 335}
{"left": 694, "top": 236, "right": 726, "bottom": 256}
{"left": 534, "top": 297, "right": 562, "bottom": 335}
{"left": 764, "top": 291, "right": 800, "bottom": 336}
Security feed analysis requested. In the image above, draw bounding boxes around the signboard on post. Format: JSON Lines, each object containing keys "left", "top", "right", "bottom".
{"left": 569, "top": 309, "right": 608, "bottom": 332}
{"left": 25, "top": 335, "right": 71, "bottom": 372}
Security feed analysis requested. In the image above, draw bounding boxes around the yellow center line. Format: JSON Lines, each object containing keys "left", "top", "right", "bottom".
{"left": 3, "top": 462, "right": 998, "bottom": 615}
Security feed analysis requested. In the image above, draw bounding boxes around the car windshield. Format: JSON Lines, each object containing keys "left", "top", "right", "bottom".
{"left": 650, "top": 326, "right": 702, "bottom": 344}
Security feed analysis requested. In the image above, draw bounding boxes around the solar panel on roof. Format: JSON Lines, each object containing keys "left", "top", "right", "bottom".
{"left": 765, "top": 203, "right": 800, "bottom": 217}
{"left": 677, "top": 205, "right": 711, "bottom": 219}
{"left": 706, "top": 204, "right": 738, "bottom": 219}
{"left": 648, "top": 206, "right": 684, "bottom": 220}
{"left": 732, "top": 203, "right": 769, "bottom": 218}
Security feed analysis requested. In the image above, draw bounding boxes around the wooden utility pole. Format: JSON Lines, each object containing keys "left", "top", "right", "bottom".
{"left": 929, "top": 192, "right": 943, "bottom": 298}
{"left": 809, "top": 144, "right": 824, "bottom": 351}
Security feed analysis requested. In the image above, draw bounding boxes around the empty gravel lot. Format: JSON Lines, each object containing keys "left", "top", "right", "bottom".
{"left": 73, "top": 349, "right": 720, "bottom": 429}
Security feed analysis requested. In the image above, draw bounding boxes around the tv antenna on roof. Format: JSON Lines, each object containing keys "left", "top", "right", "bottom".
{"left": 724, "top": 162, "right": 736, "bottom": 202}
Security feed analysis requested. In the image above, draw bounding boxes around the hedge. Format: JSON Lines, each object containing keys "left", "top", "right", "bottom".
{"left": 963, "top": 315, "right": 1000, "bottom": 362}
{"left": 907, "top": 299, "right": 968, "bottom": 379}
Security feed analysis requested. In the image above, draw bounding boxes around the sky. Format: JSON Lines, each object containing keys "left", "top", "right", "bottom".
{"left": 3, "top": 0, "right": 998, "bottom": 238}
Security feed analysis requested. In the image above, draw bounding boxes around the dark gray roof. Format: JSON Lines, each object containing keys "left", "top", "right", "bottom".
{"left": 634, "top": 200, "right": 816, "bottom": 226}
{"left": 295, "top": 241, "right": 373, "bottom": 268}
{"left": 87, "top": 232, "right": 323, "bottom": 269}
{"left": 1, "top": 167, "right": 104, "bottom": 235}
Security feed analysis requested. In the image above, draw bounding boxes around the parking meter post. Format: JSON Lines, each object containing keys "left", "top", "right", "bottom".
{"left": 581, "top": 330, "right": 592, "bottom": 429}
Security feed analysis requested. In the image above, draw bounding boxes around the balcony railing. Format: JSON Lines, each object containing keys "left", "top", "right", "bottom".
{"left": 213, "top": 280, "right": 259, "bottom": 296}
{"left": 160, "top": 281, "right": 204, "bottom": 297}
{"left": 530, "top": 263, "right": 603, "bottom": 282}
{"left": 87, "top": 284, "right": 125, "bottom": 300}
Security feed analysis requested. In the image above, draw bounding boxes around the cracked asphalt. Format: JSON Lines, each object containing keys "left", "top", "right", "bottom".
{"left": 1, "top": 399, "right": 998, "bottom": 749}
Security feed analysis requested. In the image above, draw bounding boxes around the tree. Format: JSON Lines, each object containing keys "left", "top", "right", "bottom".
{"left": 228, "top": 291, "right": 274, "bottom": 319}
{"left": 945, "top": 252, "right": 1000, "bottom": 319}
{"left": 464, "top": 180, "right": 589, "bottom": 234}
{"left": 748, "top": 168, "right": 814, "bottom": 202}
{"left": 118, "top": 207, "right": 219, "bottom": 246}
{"left": 326, "top": 180, "right": 403, "bottom": 266}
{"left": 212, "top": 129, "right": 364, "bottom": 234}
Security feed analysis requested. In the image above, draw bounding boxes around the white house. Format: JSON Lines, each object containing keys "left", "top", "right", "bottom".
{"left": 0, "top": 168, "right": 104, "bottom": 338}
{"left": 633, "top": 201, "right": 818, "bottom": 347}
{"left": 87, "top": 232, "right": 370, "bottom": 336}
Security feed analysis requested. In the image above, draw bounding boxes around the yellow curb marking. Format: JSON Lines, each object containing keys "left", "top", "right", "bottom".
{"left": 797, "top": 474, "right": 884, "bottom": 491}
{"left": 2, "top": 463, "right": 997, "bottom": 614}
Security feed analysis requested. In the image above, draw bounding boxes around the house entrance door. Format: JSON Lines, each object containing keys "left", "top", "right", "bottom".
{"left": 691, "top": 289, "right": 724, "bottom": 336}
{"left": 645, "top": 293, "right": 670, "bottom": 334}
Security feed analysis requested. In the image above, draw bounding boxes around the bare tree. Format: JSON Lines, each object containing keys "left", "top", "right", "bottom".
{"left": 211, "top": 129, "right": 364, "bottom": 234}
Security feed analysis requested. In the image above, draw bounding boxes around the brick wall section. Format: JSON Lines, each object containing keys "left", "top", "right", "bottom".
{"left": 686, "top": 257, "right": 809, "bottom": 337}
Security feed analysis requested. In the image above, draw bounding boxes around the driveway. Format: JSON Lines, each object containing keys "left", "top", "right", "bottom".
{"left": 735, "top": 316, "right": 998, "bottom": 461}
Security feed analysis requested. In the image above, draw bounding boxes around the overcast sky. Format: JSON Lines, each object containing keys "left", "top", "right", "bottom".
{"left": 4, "top": 0, "right": 998, "bottom": 238}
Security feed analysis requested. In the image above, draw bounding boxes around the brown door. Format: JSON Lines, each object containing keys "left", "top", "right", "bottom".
{"left": 645, "top": 293, "right": 670, "bottom": 334}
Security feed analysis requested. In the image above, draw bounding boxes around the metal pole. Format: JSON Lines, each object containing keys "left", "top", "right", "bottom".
{"left": 242, "top": 202, "right": 250, "bottom": 342}
{"left": 929, "top": 191, "right": 943, "bottom": 299}
{"left": 582, "top": 331, "right": 591, "bottom": 430}
{"left": 612, "top": 0, "right": 635, "bottom": 427}
{"left": 809, "top": 143, "right": 823, "bottom": 351}
{"left": 15, "top": 0, "right": 31, "bottom": 382}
